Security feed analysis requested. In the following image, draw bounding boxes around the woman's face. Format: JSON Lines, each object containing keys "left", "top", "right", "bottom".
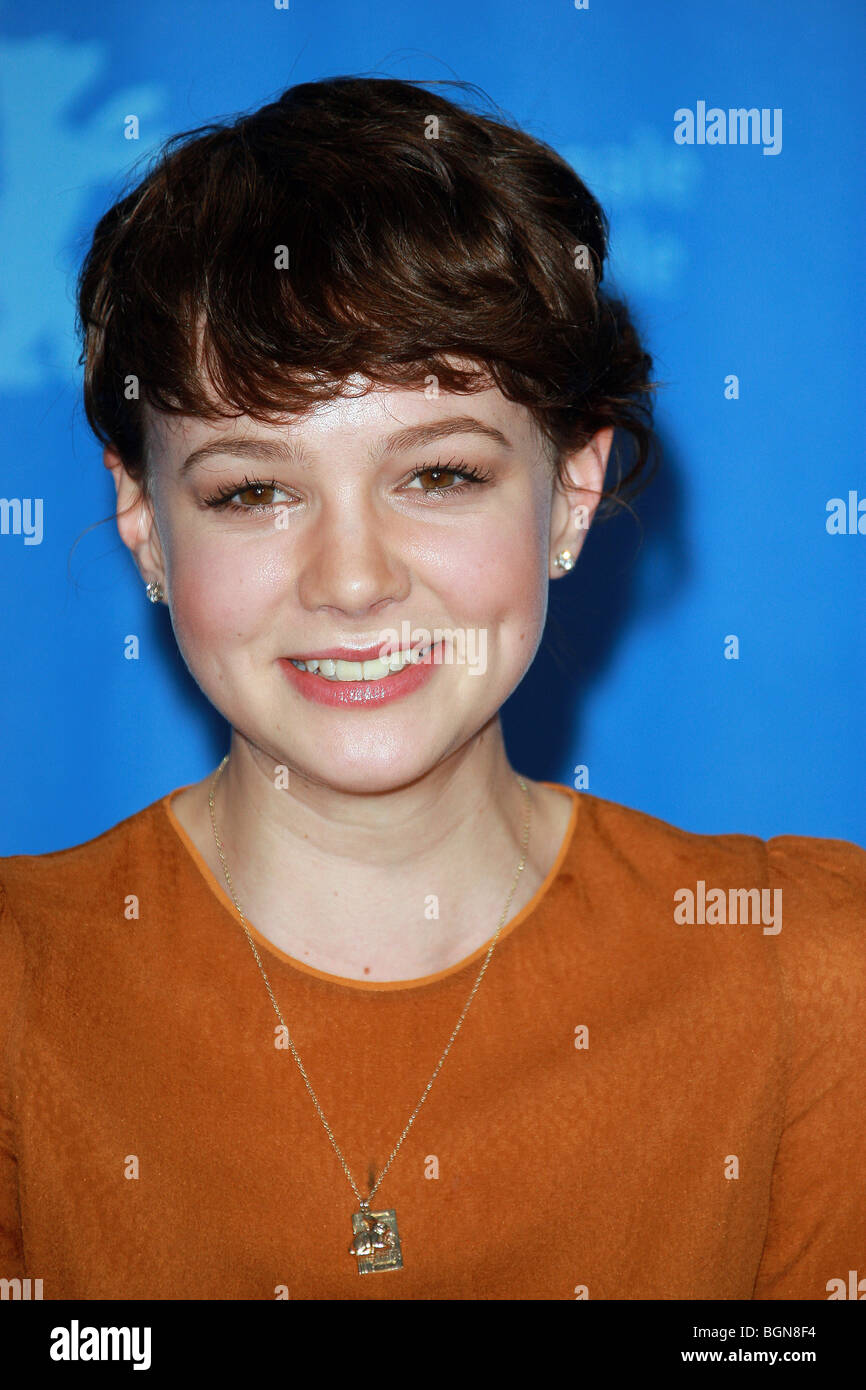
{"left": 114, "top": 370, "right": 605, "bottom": 794}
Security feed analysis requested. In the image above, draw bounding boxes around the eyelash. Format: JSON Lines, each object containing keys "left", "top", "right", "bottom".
{"left": 200, "top": 456, "right": 493, "bottom": 514}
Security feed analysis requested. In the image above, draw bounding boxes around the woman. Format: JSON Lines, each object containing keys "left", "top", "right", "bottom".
{"left": 1, "top": 75, "right": 863, "bottom": 1302}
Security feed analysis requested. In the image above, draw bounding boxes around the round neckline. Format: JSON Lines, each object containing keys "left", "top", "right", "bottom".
{"left": 161, "top": 779, "right": 581, "bottom": 992}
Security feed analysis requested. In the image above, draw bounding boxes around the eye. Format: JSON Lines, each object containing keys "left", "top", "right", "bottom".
{"left": 403, "top": 457, "right": 492, "bottom": 499}
{"left": 201, "top": 477, "right": 290, "bottom": 512}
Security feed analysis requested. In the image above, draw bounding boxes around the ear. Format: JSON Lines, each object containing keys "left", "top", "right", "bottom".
{"left": 548, "top": 427, "right": 614, "bottom": 578}
{"left": 103, "top": 444, "right": 167, "bottom": 591}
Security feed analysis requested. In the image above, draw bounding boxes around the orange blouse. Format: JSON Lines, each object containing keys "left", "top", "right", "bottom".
{"left": 1, "top": 782, "right": 864, "bottom": 1300}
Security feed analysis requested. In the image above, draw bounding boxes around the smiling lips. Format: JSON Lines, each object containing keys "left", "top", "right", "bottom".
{"left": 278, "top": 641, "right": 440, "bottom": 707}
{"left": 287, "top": 640, "right": 436, "bottom": 683}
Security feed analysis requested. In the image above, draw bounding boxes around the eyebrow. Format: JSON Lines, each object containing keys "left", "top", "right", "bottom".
{"left": 178, "top": 415, "right": 513, "bottom": 475}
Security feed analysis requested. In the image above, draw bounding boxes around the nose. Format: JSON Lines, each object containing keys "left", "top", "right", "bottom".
{"left": 295, "top": 495, "right": 409, "bottom": 619}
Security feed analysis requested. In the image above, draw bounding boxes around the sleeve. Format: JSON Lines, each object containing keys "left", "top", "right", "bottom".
{"left": 751, "top": 834, "right": 866, "bottom": 1300}
{"left": 0, "top": 876, "right": 26, "bottom": 1281}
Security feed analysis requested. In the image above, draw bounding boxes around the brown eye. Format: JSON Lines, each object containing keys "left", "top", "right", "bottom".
{"left": 202, "top": 475, "right": 290, "bottom": 512}
{"left": 236, "top": 484, "right": 278, "bottom": 506}
{"left": 417, "top": 468, "right": 460, "bottom": 492}
{"left": 402, "top": 459, "right": 492, "bottom": 502}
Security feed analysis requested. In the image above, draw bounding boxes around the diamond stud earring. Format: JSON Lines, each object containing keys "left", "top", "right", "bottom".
{"left": 554, "top": 550, "right": 575, "bottom": 572}
{"left": 146, "top": 580, "right": 165, "bottom": 603}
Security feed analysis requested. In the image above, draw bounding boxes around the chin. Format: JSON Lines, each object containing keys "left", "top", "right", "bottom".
{"left": 280, "top": 746, "right": 454, "bottom": 797}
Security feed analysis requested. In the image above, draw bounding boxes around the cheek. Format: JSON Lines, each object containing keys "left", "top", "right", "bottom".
{"left": 431, "top": 508, "right": 547, "bottom": 634}
{"left": 166, "top": 533, "right": 282, "bottom": 660}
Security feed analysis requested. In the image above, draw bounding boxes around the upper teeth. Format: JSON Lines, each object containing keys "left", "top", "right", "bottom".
{"left": 290, "top": 645, "right": 432, "bottom": 681}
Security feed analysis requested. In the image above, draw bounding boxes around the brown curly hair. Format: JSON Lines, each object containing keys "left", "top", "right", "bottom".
{"left": 76, "top": 75, "right": 659, "bottom": 519}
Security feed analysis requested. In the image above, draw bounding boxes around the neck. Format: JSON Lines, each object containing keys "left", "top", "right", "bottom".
{"left": 199, "top": 718, "right": 541, "bottom": 981}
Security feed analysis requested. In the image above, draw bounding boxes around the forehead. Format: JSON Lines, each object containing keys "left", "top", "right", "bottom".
{"left": 143, "top": 367, "right": 545, "bottom": 465}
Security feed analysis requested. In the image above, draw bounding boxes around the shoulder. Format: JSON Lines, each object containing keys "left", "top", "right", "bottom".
{"left": 572, "top": 785, "right": 865, "bottom": 883}
{"left": 762, "top": 831, "right": 866, "bottom": 1027}
{"left": 764, "top": 829, "right": 866, "bottom": 914}
{"left": 561, "top": 786, "right": 865, "bottom": 954}
{"left": 0, "top": 792, "right": 176, "bottom": 952}
{"left": 562, "top": 786, "right": 770, "bottom": 880}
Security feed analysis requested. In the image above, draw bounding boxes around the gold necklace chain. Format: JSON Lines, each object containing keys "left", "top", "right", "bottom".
{"left": 207, "top": 753, "right": 531, "bottom": 1222}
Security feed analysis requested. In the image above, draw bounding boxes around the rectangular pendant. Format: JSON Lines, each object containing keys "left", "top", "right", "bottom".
{"left": 349, "top": 1208, "right": 403, "bottom": 1275}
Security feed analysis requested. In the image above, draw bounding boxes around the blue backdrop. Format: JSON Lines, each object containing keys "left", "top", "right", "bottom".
{"left": 1, "top": 0, "right": 863, "bottom": 852}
